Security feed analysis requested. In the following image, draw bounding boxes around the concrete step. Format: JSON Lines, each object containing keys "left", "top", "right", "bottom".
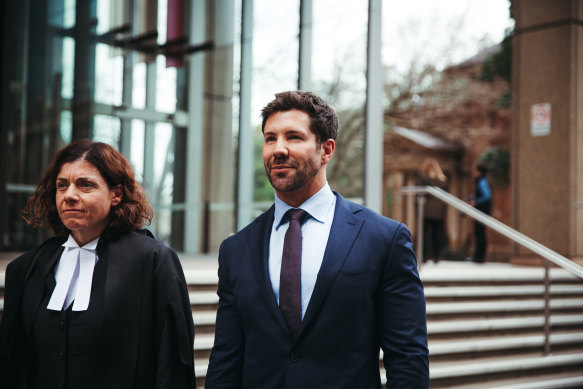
{"left": 424, "top": 284, "right": 583, "bottom": 299}
{"left": 194, "top": 331, "right": 583, "bottom": 360}
{"left": 425, "top": 352, "right": 583, "bottom": 386}
{"left": 429, "top": 332, "right": 583, "bottom": 356}
{"left": 189, "top": 291, "right": 219, "bottom": 308}
{"left": 451, "top": 371, "right": 583, "bottom": 389}
{"left": 427, "top": 298, "right": 583, "bottom": 316}
{"left": 428, "top": 314, "right": 583, "bottom": 334}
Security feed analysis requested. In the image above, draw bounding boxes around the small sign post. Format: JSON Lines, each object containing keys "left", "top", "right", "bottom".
{"left": 530, "top": 103, "right": 551, "bottom": 137}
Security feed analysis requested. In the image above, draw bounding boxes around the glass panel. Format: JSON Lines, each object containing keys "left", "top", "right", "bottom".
{"left": 156, "top": 55, "right": 177, "bottom": 113}
{"left": 133, "top": 62, "right": 147, "bottom": 109}
{"left": 130, "top": 119, "right": 145, "bottom": 182}
{"left": 62, "top": 37, "right": 75, "bottom": 99}
{"left": 95, "top": 43, "right": 123, "bottom": 105}
{"left": 60, "top": 110, "right": 73, "bottom": 144}
{"left": 252, "top": 0, "right": 299, "bottom": 205}
{"left": 63, "top": 0, "right": 76, "bottom": 28}
{"left": 157, "top": 0, "right": 167, "bottom": 45}
{"left": 48, "top": 0, "right": 66, "bottom": 27}
{"left": 96, "top": 0, "right": 112, "bottom": 34}
{"left": 150, "top": 122, "right": 174, "bottom": 244}
{"left": 252, "top": 0, "right": 299, "bottom": 124}
{"left": 93, "top": 114, "right": 121, "bottom": 147}
{"left": 312, "top": 0, "right": 368, "bottom": 200}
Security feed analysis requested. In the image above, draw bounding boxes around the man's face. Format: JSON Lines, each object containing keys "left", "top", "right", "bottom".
{"left": 263, "top": 109, "right": 333, "bottom": 203}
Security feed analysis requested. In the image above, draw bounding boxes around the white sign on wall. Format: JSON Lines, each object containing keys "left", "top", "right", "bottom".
{"left": 530, "top": 103, "right": 551, "bottom": 136}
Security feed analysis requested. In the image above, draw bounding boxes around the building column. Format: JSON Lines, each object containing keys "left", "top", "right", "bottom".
{"left": 512, "top": 0, "right": 583, "bottom": 264}
{"left": 203, "top": 0, "right": 235, "bottom": 252}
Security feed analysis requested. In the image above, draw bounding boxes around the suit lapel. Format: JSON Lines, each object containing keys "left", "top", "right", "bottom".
{"left": 249, "top": 206, "right": 291, "bottom": 333}
{"left": 299, "top": 194, "right": 364, "bottom": 335}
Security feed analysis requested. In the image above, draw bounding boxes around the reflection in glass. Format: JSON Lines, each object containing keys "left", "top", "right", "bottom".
{"left": 62, "top": 37, "right": 75, "bottom": 99}
{"left": 93, "top": 114, "right": 121, "bottom": 148}
{"left": 252, "top": 0, "right": 299, "bottom": 124}
{"left": 63, "top": 0, "right": 76, "bottom": 28}
{"left": 130, "top": 120, "right": 145, "bottom": 182}
{"left": 60, "top": 110, "right": 72, "bottom": 144}
{"left": 156, "top": 56, "right": 177, "bottom": 113}
{"left": 95, "top": 43, "right": 123, "bottom": 105}
{"left": 133, "top": 62, "right": 146, "bottom": 109}
{"left": 312, "top": 0, "right": 367, "bottom": 200}
{"left": 150, "top": 122, "right": 175, "bottom": 244}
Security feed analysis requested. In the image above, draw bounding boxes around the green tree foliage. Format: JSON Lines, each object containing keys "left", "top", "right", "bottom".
{"left": 478, "top": 146, "right": 510, "bottom": 189}
{"left": 479, "top": 31, "right": 512, "bottom": 84}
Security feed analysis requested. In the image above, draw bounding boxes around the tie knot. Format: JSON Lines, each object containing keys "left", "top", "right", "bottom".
{"left": 286, "top": 208, "right": 308, "bottom": 224}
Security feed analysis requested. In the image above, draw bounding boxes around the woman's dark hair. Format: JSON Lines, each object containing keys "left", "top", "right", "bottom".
{"left": 21, "top": 139, "right": 153, "bottom": 238}
{"left": 261, "top": 90, "right": 339, "bottom": 144}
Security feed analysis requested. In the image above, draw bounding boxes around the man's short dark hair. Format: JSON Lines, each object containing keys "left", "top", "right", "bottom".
{"left": 261, "top": 90, "right": 338, "bottom": 144}
{"left": 476, "top": 163, "right": 488, "bottom": 176}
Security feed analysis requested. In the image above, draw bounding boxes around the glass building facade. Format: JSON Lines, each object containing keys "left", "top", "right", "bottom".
{"left": 1, "top": 0, "right": 382, "bottom": 253}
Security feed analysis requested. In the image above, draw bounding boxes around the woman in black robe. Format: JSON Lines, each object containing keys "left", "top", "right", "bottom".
{"left": 0, "top": 139, "right": 196, "bottom": 388}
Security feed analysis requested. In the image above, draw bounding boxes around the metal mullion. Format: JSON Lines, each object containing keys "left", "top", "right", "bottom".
{"left": 143, "top": 61, "right": 157, "bottom": 208}
{"left": 236, "top": 0, "right": 254, "bottom": 231}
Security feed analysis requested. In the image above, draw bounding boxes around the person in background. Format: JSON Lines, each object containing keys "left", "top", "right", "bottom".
{"left": 205, "top": 90, "right": 428, "bottom": 388}
{"left": 469, "top": 163, "right": 492, "bottom": 263}
{"left": 419, "top": 158, "right": 448, "bottom": 264}
{"left": 0, "top": 139, "right": 196, "bottom": 389}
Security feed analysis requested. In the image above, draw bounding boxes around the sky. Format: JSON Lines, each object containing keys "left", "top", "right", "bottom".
{"left": 383, "top": 0, "right": 514, "bottom": 71}
{"left": 251, "top": 0, "right": 514, "bottom": 121}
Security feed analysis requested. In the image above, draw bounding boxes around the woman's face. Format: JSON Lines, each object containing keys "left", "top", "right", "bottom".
{"left": 56, "top": 159, "right": 122, "bottom": 246}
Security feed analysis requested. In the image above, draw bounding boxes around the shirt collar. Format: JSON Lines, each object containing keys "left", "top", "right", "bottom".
{"left": 274, "top": 183, "right": 335, "bottom": 229}
{"left": 62, "top": 234, "right": 100, "bottom": 250}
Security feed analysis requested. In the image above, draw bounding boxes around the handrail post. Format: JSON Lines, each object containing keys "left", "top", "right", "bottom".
{"left": 416, "top": 194, "right": 426, "bottom": 268}
{"left": 543, "top": 258, "right": 551, "bottom": 355}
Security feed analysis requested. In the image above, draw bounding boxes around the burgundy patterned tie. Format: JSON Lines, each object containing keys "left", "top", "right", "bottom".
{"left": 280, "top": 208, "right": 308, "bottom": 337}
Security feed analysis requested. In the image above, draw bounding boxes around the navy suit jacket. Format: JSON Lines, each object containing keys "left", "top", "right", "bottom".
{"left": 205, "top": 193, "right": 428, "bottom": 388}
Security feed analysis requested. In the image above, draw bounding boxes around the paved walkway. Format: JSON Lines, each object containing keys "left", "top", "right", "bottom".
{"left": 3, "top": 249, "right": 570, "bottom": 284}
{"left": 0, "top": 251, "right": 219, "bottom": 273}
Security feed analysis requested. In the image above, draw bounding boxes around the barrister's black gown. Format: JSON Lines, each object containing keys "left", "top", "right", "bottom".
{"left": 0, "top": 230, "right": 196, "bottom": 389}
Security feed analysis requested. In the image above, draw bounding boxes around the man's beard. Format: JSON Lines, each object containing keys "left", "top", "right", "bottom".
{"left": 265, "top": 154, "right": 321, "bottom": 193}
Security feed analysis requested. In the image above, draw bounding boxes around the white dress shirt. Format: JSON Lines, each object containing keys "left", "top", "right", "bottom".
{"left": 268, "top": 183, "right": 336, "bottom": 318}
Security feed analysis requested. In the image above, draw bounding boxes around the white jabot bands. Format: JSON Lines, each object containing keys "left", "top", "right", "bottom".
{"left": 47, "top": 235, "right": 99, "bottom": 311}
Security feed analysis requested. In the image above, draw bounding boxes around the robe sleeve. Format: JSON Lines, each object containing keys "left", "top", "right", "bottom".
{"left": 152, "top": 246, "right": 197, "bottom": 388}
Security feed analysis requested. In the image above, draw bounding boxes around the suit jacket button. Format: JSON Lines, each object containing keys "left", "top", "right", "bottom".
{"left": 290, "top": 352, "right": 299, "bottom": 363}
{"left": 58, "top": 352, "right": 64, "bottom": 360}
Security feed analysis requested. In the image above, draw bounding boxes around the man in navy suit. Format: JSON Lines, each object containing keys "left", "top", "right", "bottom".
{"left": 205, "top": 91, "right": 429, "bottom": 388}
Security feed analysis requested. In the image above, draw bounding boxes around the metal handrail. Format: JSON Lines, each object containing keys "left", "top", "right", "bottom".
{"left": 402, "top": 186, "right": 583, "bottom": 279}
{"left": 402, "top": 185, "right": 583, "bottom": 356}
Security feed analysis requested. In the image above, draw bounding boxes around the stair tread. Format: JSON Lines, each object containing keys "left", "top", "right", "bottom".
{"left": 428, "top": 314, "right": 583, "bottom": 333}
{"left": 429, "top": 352, "right": 583, "bottom": 379}
{"left": 425, "top": 284, "right": 583, "bottom": 297}
{"left": 430, "top": 332, "right": 583, "bottom": 354}
{"left": 427, "top": 298, "right": 583, "bottom": 314}
{"left": 437, "top": 371, "right": 583, "bottom": 389}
